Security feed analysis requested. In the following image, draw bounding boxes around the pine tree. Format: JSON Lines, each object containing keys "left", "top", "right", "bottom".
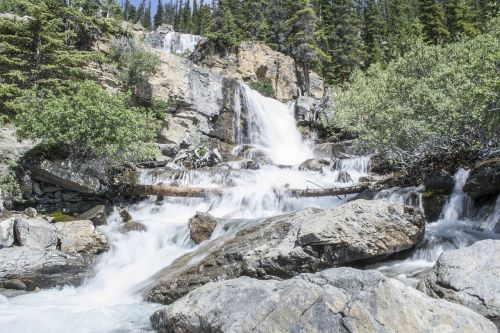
{"left": 174, "top": 0, "right": 184, "bottom": 31}
{"left": 385, "top": 0, "right": 421, "bottom": 59}
{"left": 266, "top": 0, "right": 289, "bottom": 52}
{"left": 208, "top": 0, "right": 240, "bottom": 47}
{"left": 123, "top": 0, "right": 130, "bottom": 20}
{"left": 136, "top": 0, "right": 145, "bottom": 24}
{"left": 445, "top": 0, "right": 478, "bottom": 39}
{"left": 142, "top": 0, "right": 152, "bottom": 30}
{"left": 362, "top": 0, "right": 386, "bottom": 67}
{"left": 243, "top": 0, "right": 269, "bottom": 41}
{"left": 197, "top": 0, "right": 213, "bottom": 35}
{"left": 327, "top": 0, "right": 365, "bottom": 83}
{"left": 183, "top": 0, "right": 193, "bottom": 33}
{"left": 163, "top": 0, "right": 175, "bottom": 25}
{"left": 418, "top": 0, "right": 450, "bottom": 44}
{"left": 153, "top": 0, "right": 164, "bottom": 29}
{"left": 192, "top": 0, "right": 199, "bottom": 33}
{"left": 128, "top": 4, "right": 137, "bottom": 22}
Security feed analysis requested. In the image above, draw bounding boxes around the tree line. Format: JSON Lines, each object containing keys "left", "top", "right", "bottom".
{"left": 125, "top": 0, "right": 497, "bottom": 87}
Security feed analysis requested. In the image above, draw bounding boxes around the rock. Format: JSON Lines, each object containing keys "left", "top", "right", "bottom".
{"left": 145, "top": 27, "right": 204, "bottom": 55}
{"left": 239, "top": 159, "right": 260, "bottom": 170}
{"left": 0, "top": 247, "right": 92, "bottom": 290}
{"left": 335, "top": 170, "right": 353, "bottom": 183}
{"left": 145, "top": 200, "right": 425, "bottom": 304}
{"left": 424, "top": 170, "right": 455, "bottom": 194}
{"left": 313, "top": 141, "right": 356, "bottom": 159}
{"left": 370, "top": 153, "right": 395, "bottom": 174}
{"left": 418, "top": 240, "right": 500, "bottom": 327}
{"left": 463, "top": 158, "right": 500, "bottom": 199}
{"left": 422, "top": 190, "right": 447, "bottom": 222}
{"left": 75, "top": 205, "right": 107, "bottom": 226}
{"left": 121, "top": 222, "right": 147, "bottom": 233}
{"left": 119, "top": 209, "right": 133, "bottom": 223}
{"left": 150, "top": 267, "right": 496, "bottom": 333}
{"left": 299, "top": 158, "right": 330, "bottom": 172}
{"left": 24, "top": 207, "right": 37, "bottom": 218}
{"left": 0, "top": 216, "right": 15, "bottom": 247}
{"left": 188, "top": 212, "right": 218, "bottom": 244}
{"left": 0, "top": 279, "right": 27, "bottom": 290}
{"left": 55, "top": 220, "right": 108, "bottom": 254}
{"left": 294, "top": 96, "right": 317, "bottom": 125}
{"left": 31, "top": 159, "right": 103, "bottom": 194}
{"left": 15, "top": 217, "right": 58, "bottom": 249}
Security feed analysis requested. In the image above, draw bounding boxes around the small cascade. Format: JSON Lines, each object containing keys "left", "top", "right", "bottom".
{"left": 234, "top": 83, "right": 313, "bottom": 165}
{"left": 163, "top": 31, "right": 203, "bottom": 55}
{"left": 375, "top": 186, "right": 424, "bottom": 210}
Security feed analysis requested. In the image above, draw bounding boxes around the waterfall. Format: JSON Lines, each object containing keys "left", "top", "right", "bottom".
{"left": 235, "top": 83, "right": 313, "bottom": 165}
{"left": 163, "top": 32, "right": 203, "bottom": 55}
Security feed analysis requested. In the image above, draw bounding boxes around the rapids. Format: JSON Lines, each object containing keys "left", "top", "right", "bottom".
{"left": 0, "top": 84, "right": 498, "bottom": 332}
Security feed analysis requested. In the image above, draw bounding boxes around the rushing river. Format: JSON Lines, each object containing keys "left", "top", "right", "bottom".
{"left": 0, "top": 84, "right": 498, "bottom": 332}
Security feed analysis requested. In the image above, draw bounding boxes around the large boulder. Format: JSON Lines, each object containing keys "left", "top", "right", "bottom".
{"left": 418, "top": 240, "right": 500, "bottom": 327}
{"left": 463, "top": 158, "right": 500, "bottom": 199}
{"left": 188, "top": 212, "right": 218, "bottom": 244}
{"left": 150, "top": 267, "right": 496, "bottom": 333}
{"left": 145, "top": 200, "right": 425, "bottom": 304}
{"left": 0, "top": 247, "right": 92, "bottom": 291}
{"left": 55, "top": 220, "right": 108, "bottom": 254}
{"left": 298, "top": 158, "right": 331, "bottom": 172}
{"left": 31, "top": 159, "right": 103, "bottom": 194}
{"left": 15, "top": 217, "right": 58, "bottom": 249}
{"left": 0, "top": 216, "right": 15, "bottom": 247}
{"left": 75, "top": 205, "right": 107, "bottom": 226}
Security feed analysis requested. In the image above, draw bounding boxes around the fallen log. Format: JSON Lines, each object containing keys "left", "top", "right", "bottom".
{"left": 124, "top": 183, "right": 371, "bottom": 198}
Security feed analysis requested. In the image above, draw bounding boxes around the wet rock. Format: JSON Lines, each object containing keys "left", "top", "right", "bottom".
{"left": 121, "top": 222, "right": 147, "bottom": 233}
{"left": 0, "top": 216, "right": 15, "bottom": 247}
{"left": 422, "top": 190, "right": 447, "bottom": 222}
{"left": 0, "top": 279, "right": 27, "bottom": 290}
{"left": 31, "top": 159, "right": 102, "bottom": 194}
{"left": 239, "top": 159, "right": 260, "bottom": 170}
{"left": 313, "top": 141, "right": 356, "bottom": 159}
{"left": 463, "top": 158, "right": 500, "bottom": 199}
{"left": 0, "top": 247, "right": 92, "bottom": 290}
{"left": 76, "top": 205, "right": 107, "bottom": 226}
{"left": 151, "top": 267, "right": 496, "bottom": 333}
{"left": 370, "top": 153, "right": 395, "bottom": 174}
{"left": 55, "top": 220, "right": 108, "bottom": 254}
{"left": 145, "top": 199, "right": 425, "bottom": 304}
{"left": 335, "top": 170, "right": 353, "bottom": 183}
{"left": 294, "top": 96, "right": 317, "bottom": 125}
{"left": 15, "top": 217, "right": 58, "bottom": 249}
{"left": 188, "top": 212, "right": 218, "bottom": 244}
{"left": 424, "top": 170, "right": 455, "bottom": 194}
{"left": 119, "top": 209, "right": 133, "bottom": 223}
{"left": 418, "top": 240, "right": 500, "bottom": 327}
{"left": 299, "top": 158, "right": 330, "bottom": 172}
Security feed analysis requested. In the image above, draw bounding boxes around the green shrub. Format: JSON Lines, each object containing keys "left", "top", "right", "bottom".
{"left": 12, "top": 80, "right": 160, "bottom": 161}
{"left": 249, "top": 78, "right": 275, "bottom": 98}
{"left": 322, "top": 22, "right": 499, "bottom": 158}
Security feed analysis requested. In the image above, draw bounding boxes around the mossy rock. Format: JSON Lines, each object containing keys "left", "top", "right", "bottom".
{"left": 44, "top": 211, "right": 75, "bottom": 222}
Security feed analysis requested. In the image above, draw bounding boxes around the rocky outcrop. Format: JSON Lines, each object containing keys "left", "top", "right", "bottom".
{"left": 121, "top": 221, "right": 147, "bottom": 233}
{"left": 192, "top": 40, "right": 323, "bottom": 101}
{"left": 150, "top": 267, "right": 496, "bottom": 333}
{"left": 0, "top": 247, "right": 92, "bottom": 291}
{"left": 15, "top": 217, "right": 58, "bottom": 249}
{"left": 55, "top": 220, "right": 108, "bottom": 254}
{"left": 145, "top": 200, "right": 424, "bottom": 304}
{"left": 418, "top": 240, "right": 500, "bottom": 327}
{"left": 75, "top": 205, "right": 107, "bottom": 226}
{"left": 463, "top": 158, "right": 500, "bottom": 199}
{"left": 145, "top": 24, "right": 204, "bottom": 55}
{"left": 0, "top": 215, "right": 15, "bottom": 247}
{"left": 188, "top": 212, "right": 218, "bottom": 244}
{"left": 299, "top": 158, "right": 331, "bottom": 172}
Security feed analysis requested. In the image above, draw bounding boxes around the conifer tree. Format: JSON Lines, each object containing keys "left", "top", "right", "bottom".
{"left": 174, "top": 0, "right": 184, "bottom": 31}
{"left": 208, "top": 0, "right": 239, "bottom": 47}
{"left": 385, "top": 0, "right": 421, "bottom": 59}
{"left": 243, "top": 0, "right": 269, "bottom": 41}
{"left": 153, "top": 0, "right": 164, "bottom": 29}
{"left": 163, "top": 0, "right": 175, "bottom": 25}
{"left": 123, "top": 0, "right": 130, "bottom": 20}
{"left": 192, "top": 0, "right": 199, "bottom": 33}
{"left": 142, "top": 0, "right": 152, "bottom": 30}
{"left": 197, "top": 0, "right": 213, "bottom": 35}
{"left": 445, "top": 0, "right": 478, "bottom": 39}
{"left": 183, "top": 0, "right": 193, "bottom": 33}
{"left": 362, "top": 0, "right": 386, "bottom": 67}
{"left": 128, "top": 4, "right": 137, "bottom": 22}
{"left": 136, "top": 0, "right": 145, "bottom": 24}
{"left": 266, "top": 0, "right": 289, "bottom": 52}
{"left": 418, "top": 0, "right": 450, "bottom": 44}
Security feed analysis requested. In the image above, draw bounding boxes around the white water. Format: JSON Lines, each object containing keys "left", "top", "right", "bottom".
{"left": 0, "top": 86, "right": 368, "bottom": 332}
{"left": 163, "top": 32, "right": 203, "bottom": 55}
{"left": 373, "top": 169, "right": 500, "bottom": 285}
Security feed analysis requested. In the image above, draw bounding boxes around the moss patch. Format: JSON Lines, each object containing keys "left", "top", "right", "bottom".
{"left": 44, "top": 211, "right": 75, "bottom": 222}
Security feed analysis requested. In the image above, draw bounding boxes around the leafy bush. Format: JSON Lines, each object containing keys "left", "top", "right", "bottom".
{"left": 249, "top": 78, "right": 275, "bottom": 98}
{"left": 12, "top": 80, "right": 160, "bottom": 161}
{"left": 322, "top": 22, "right": 499, "bottom": 159}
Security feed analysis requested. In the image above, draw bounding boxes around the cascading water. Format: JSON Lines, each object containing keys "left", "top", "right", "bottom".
{"left": 373, "top": 169, "right": 500, "bottom": 285}
{"left": 0, "top": 85, "right": 370, "bottom": 332}
{"left": 162, "top": 31, "right": 203, "bottom": 55}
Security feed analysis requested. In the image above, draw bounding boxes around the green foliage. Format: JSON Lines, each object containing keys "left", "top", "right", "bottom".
{"left": 44, "top": 211, "right": 75, "bottom": 222}
{"left": 249, "top": 78, "right": 274, "bottom": 98}
{"left": 322, "top": 25, "right": 499, "bottom": 157}
{"left": 0, "top": 168, "right": 22, "bottom": 209}
{"left": 206, "top": 0, "right": 241, "bottom": 48}
{"left": 12, "top": 80, "right": 160, "bottom": 161}
{"left": 419, "top": 0, "right": 450, "bottom": 44}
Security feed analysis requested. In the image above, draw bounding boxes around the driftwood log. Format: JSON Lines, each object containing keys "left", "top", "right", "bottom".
{"left": 124, "top": 183, "right": 371, "bottom": 198}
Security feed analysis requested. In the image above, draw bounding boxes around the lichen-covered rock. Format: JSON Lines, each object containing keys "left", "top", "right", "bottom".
{"left": 55, "top": 220, "right": 108, "bottom": 254}
{"left": 188, "top": 212, "right": 218, "bottom": 244}
{"left": 463, "top": 158, "right": 500, "bottom": 199}
{"left": 15, "top": 217, "right": 58, "bottom": 249}
{"left": 418, "top": 240, "right": 500, "bottom": 327}
{"left": 145, "top": 200, "right": 425, "bottom": 304}
{"left": 0, "top": 247, "right": 92, "bottom": 291}
{"left": 151, "top": 268, "right": 496, "bottom": 333}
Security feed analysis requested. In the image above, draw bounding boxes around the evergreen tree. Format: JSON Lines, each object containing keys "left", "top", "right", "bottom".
{"left": 153, "top": 0, "right": 164, "bottom": 29}
{"left": 327, "top": 0, "right": 365, "bottom": 83}
{"left": 136, "top": 0, "right": 145, "bottom": 24}
{"left": 418, "top": 0, "right": 450, "bottom": 44}
{"left": 445, "top": 0, "right": 478, "bottom": 39}
{"left": 183, "top": 0, "right": 193, "bottom": 33}
{"left": 123, "top": 0, "right": 130, "bottom": 20}
{"left": 192, "top": 0, "right": 199, "bottom": 33}
{"left": 163, "top": 0, "right": 175, "bottom": 25}
{"left": 385, "top": 0, "right": 421, "bottom": 59}
{"left": 243, "top": 0, "right": 269, "bottom": 41}
{"left": 208, "top": 0, "right": 240, "bottom": 47}
{"left": 174, "top": 0, "right": 184, "bottom": 31}
{"left": 197, "top": 0, "right": 213, "bottom": 35}
{"left": 362, "top": 0, "right": 386, "bottom": 67}
{"left": 142, "top": 0, "right": 152, "bottom": 30}
{"left": 128, "top": 4, "right": 137, "bottom": 22}
{"left": 266, "top": 0, "right": 289, "bottom": 52}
